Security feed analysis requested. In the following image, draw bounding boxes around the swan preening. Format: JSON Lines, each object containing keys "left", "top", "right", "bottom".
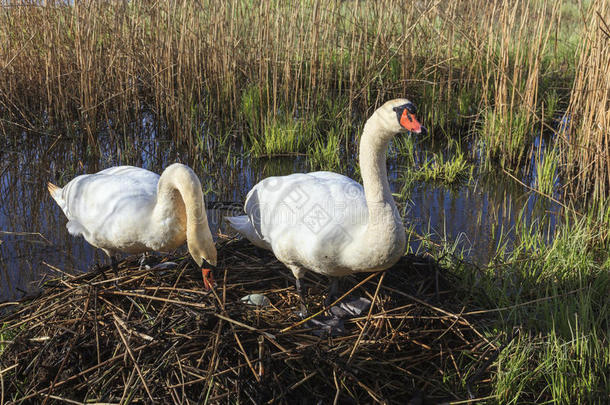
{"left": 227, "top": 99, "right": 424, "bottom": 311}
{"left": 48, "top": 163, "right": 217, "bottom": 286}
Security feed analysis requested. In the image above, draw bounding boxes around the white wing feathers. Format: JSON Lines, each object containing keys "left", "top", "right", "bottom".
{"left": 227, "top": 171, "right": 368, "bottom": 272}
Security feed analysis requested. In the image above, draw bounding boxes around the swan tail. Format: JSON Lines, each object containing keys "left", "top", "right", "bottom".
{"left": 47, "top": 182, "right": 69, "bottom": 214}
{"left": 47, "top": 182, "right": 60, "bottom": 198}
{"left": 225, "top": 215, "right": 254, "bottom": 235}
{"left": 225, "top": 216, "right": 271, "bottom": 250}
{"left": 47, "top": 182, "right": 64, "bottom": 205}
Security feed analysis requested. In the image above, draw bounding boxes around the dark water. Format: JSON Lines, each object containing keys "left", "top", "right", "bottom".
{"left": 0, "top": 122, "right": 561, "bottom": 302}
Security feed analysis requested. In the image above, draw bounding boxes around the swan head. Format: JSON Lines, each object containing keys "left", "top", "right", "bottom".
{"left": 188, "top": 231, "right": 218, "bottom": 268}
{"left": 376, "top": 98, "right": 426, "bottom": 135}
{"left": 189, "top": 236, "right": 217, "bottom": 291}
{"left": 185, "top": 207, "right": 217, "bottom": 291}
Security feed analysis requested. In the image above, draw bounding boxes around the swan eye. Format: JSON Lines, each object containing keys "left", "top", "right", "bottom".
{"left": 394, "top": 103, "right": 423, "bottom": 133}
{"left": 393, "top": 102, "right": 417, "bottom": 116}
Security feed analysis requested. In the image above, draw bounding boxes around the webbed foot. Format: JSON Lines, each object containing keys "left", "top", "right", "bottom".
{"left": 328, "top": 296, "right": 371, "bottom": 318}
{"left": 306, "top": 316, "right": 346, "bottom": 337}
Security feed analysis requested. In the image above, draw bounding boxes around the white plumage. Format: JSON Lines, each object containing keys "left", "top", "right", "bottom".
{"left": 227, "top": 99, "right": 424, "bottom": 305}
{"left": 48, "top": 163, "right": 217, "bottom": 269}
{"left": 227, "top": 171, "right": 370, "bottom": 276}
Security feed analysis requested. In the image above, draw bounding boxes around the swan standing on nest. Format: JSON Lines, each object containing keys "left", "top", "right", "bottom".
{"left": 48, "top": 163, "right": 217, "bottom": 289}
{"left": 227, "top": 99, "right": 425, "bottom": 313}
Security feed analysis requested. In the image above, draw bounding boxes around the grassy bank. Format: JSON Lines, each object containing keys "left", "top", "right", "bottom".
{"left": 450, "top": 213, "right": 610, "bottom": 403}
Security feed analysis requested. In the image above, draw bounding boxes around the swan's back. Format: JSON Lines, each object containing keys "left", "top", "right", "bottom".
{"left": 230, "top": 171, "right": 369, "bottom": 274}
{"left": 49, "top": 166, "right": 160, "bottom": 252}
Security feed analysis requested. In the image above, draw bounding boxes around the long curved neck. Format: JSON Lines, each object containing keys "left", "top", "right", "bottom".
{"left": 359, "top": 114, "right": 398, "bottom": 218}
{"left": 360, "top": 117, "right": 394, "bottom": 205}
{"left": 351, "top": 113, "right": 405, "bottom": 269}
{"left": 152, "top": 164, "right": 213, "bottom": 256}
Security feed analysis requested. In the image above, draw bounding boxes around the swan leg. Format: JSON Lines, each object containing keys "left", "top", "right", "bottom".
{"left": 329, "top": 296, "right": 371, "bottom": 318}
{"left": 110, "top": 255, "right": 120, "bottom": 278}
{"left": 138, "top": 253, "right": 148, "bottom": 271}
{"left": 92, "top": 262, "right": 107, "bottom": 280}
{"left": 295, "top": 277, "right": 308, "bottom": 317}
{"left": 287, "top": 265, "right": 308, "bottom": 318}
{"left": 305, "top": 276, "right": 348, "bottom": 336}
{"left": 325, "top": 276, "right": 340, "bottom": 307}
{"left": 327, "top": 276, "right": 371, "bottom": 318}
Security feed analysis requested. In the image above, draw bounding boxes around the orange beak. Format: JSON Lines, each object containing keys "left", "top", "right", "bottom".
{"left": 201, "top": 268, "right": 215, "bottom": 291}
{"left": 399, "top": 109, "right": 422, "bottom": 133}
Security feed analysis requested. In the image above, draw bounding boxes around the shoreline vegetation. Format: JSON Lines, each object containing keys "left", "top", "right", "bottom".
{"left": 1, "top": 0, "right": 609, "bottom": 403}
{"left": 0, "top": 0, "right": 608, "bottom": 199}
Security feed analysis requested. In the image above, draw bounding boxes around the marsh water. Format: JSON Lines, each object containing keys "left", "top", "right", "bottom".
{"left": 0, "top": 121, "right": 561, "bottom": 302}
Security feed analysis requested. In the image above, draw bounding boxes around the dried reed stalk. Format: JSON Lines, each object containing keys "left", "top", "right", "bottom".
{"left": 563, "top": 0, "right": 610, "bottom": 201}
{"left": 0, "top": 238, "right": 494, "bottom": 403}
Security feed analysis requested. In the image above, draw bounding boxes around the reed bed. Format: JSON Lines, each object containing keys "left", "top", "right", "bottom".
{"left": 563, "top": 0, "right": 610, "bottom": 202}
{"left": 2, "top": 0, "right": 606, "bottom": 198}
{"left": 0, "top": 238, "right": 496, "bottom": 403}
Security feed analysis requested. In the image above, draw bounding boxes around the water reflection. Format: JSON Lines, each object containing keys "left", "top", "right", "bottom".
{"left": 403, "top": 172, "right": 559, "bottom": 265}
{"left": 0, "top": 125, "right": 561, "bottom": 301}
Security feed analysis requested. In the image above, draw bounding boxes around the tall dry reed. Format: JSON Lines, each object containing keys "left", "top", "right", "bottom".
{"left": 563, "top": 0, "right": 610, "bottom": 201}
{"left": 0, "top": 0, "right": 425, "bottom": 146}
{"left": 478, "top": 0, "right": 560, "bottom": 165}
{"left": 0, "top": 0, "right": 606, "bottom": 202}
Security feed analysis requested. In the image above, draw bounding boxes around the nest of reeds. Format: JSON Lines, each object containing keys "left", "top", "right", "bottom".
{"left": 0, "top": 238, "right": 497, "bottom": 404}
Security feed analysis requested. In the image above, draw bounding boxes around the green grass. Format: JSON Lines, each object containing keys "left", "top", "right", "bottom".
{"left": 405, "top": 194, "right": 610, "bottom": 403}
{"left": 542, "top": 90, "right": 560, "bottom": 125}
{"left": 249, "top": 114, "right": 318, "bottom": 157}
{"left": 241, "top": 85, "right": 321, "bottom": 157}
{"left": 307, "top": 129, "right": 342, "bottom": 171}
{"left": 240, "top": 83, "right": 267, "bottom": 135}
{"left": 431, "top": 211, "right": 610, "bottom": 404}
{"left": 241, "top": 87, "right": 354, "bottom": 158}
{"left": 398, "top": 139, "right": 473, "bottom": 188}
{"left": 535, "top": 144, "right": 560, "bottom": 197}
{"left": 480, "top": 109, "right": 532, "bottom": 167}
{"left": 411, "top": 150, "right": 472, "bottom": 185}
{"left": 0, "top": 323, "right": 18, "bottom": 357}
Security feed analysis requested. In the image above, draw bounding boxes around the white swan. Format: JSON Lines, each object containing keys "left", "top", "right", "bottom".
{"left": 48, "top": 163, "right": 217, "bottom": 285}
{"left": 227, "top": 99, "right": 424, "bottom": 309}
